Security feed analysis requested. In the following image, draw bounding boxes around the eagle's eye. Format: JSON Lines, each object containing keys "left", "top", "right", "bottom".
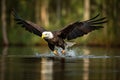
{"left": 45, "top": 33, "right": 48, "bottom": 35}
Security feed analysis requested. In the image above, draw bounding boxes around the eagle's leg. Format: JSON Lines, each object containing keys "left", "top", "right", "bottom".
{"left": 48, "top": 43, "right": 59, "bottom": 56}
{"left": 61, "top": 45, "right": 66, "bottom": 55}
{"left": 53, "top": 50, "right": 59, "bottom": 56}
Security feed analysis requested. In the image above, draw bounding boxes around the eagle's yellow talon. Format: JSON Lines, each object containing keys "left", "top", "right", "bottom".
{"left": 61, "top": 50, "right": 66, "bottom": 55}
{"left": 53, "top": 50, "right": 59, "bottom": 56}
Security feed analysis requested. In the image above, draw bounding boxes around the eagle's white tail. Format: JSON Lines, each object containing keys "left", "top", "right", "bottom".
{"left": 65, "top": 42, "right": 76, "bottom": 48}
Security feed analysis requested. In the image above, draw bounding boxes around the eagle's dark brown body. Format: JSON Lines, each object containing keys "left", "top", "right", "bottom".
{"left": 45, "top": 32, "right": 66, "bottom": 51}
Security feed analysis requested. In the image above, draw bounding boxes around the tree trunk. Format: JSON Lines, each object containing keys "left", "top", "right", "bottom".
{"left": 1, "top": 0, "right": 9, "bottom": 46}
{"left": 56, "top": 0, "right": 61, "bottom": 23}
{"left": 84, "top": 0, "right": 90, "bottom": 20}
{"left": 41, "top": 0, "right": 49, "bottom": 27}
{"left": 83, "top": 0, "right": 90, "bottom": 43}
{"left": 35, "top": 0, "right": 40, "bottom": 25}
{"left": 102, "top": 0, "right": 109, "bottom": 46}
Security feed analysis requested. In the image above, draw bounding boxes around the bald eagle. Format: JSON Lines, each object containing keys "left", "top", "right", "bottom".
{"left": 12, "top": 10, "right": 107, "bottom": 56}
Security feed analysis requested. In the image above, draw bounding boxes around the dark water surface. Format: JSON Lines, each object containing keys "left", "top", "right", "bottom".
{"left": 0, "top": 46, "right": 120, "bottom": 80}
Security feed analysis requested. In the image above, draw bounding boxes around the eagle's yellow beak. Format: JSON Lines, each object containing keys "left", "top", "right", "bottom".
{"left": 42, "top": 34, "right": 45, "bottom": 39}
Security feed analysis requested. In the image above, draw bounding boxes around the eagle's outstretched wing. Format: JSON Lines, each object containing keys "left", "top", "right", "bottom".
{"left": 12, "top": 9, "right": 46, "bottom": 37}
{"left": 58, "top": 14, "right": 107, "bottom": 40}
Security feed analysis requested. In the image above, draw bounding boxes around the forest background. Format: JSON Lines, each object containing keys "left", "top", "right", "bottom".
{"left": 1, "top": 0, "right": 120, "bottom": 47}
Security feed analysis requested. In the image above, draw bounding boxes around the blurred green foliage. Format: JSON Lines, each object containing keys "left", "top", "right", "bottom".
{"left": 1, "top": 0, "right": 120, "bottom": 47}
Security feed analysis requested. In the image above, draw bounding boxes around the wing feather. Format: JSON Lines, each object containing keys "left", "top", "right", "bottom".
{"left": 12, "top": 9, "right": 46, "bottom": 37}
{"left": 59, "top": 14, "right": 107, "bottom": 40}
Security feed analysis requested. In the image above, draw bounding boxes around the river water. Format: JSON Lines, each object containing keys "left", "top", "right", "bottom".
{"left": 0, "top": 46, "right": 120, "bottom": 80}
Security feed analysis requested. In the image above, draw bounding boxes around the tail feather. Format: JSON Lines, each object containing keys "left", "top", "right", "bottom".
{"left": 66, "top": 42, "right": 76, "bottom": 48}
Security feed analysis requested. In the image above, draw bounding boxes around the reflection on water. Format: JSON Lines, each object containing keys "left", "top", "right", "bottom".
{"left": 83, "top": 48, "right": 90, "bottom": 80}
{"left": 1, "top": 47, "right": 8, "bottom": 80}
{"left": 41, "top": 58, "right": 53, "bottom": 80}
{"left": 0, "top": 46, "right": 120, "bottom": 80}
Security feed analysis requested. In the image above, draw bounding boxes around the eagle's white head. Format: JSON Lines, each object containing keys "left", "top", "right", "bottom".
{"left": 42, "top": 31, "right": 54, "bottom": 39}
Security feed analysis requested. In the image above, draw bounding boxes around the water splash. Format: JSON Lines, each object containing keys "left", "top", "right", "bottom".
{"left": 77, "top": 55, "right": 110, "bottom": 58}
{"left": 35, "top": 47, "right": 118, "bottom": 59}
